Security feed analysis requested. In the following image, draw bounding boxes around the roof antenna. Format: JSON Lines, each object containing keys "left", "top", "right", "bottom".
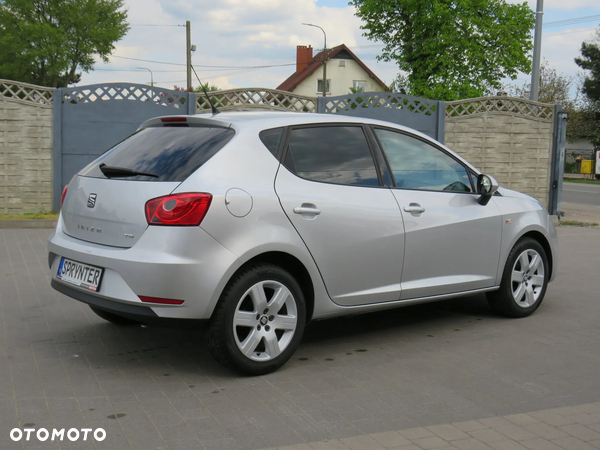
{"left": 191, "top": 64, "right": 219, "bottom": 115}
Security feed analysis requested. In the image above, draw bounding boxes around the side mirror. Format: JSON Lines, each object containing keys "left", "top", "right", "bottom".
{"left": 477, "top": 174, "right": 498, "bottom": 205}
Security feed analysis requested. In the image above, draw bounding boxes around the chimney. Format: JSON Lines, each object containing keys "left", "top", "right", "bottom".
{"left": 296, "top": 45, "right": 313, "bottom": 73}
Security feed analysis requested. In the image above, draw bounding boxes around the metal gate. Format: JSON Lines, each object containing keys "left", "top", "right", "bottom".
{"left": 52, "top": 83, "right": 196, "bottom": 210}
{"left": 548, "top": 105, "right": 567, "bottom": 216}
{"left": 317, "top": 92, "right": 445, "bottom": 142}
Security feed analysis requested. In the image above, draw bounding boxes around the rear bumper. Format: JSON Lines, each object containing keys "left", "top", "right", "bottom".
{"left": 48, "top": 217, "right": 238, "bottom": 319}
{"left": 52, "top": 279, "right": 158, "bottom": 318}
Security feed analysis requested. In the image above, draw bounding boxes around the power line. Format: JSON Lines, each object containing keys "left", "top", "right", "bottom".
{"left": 110, "top": 54, "right": 295, "bottom": 69}
{"left": 129, "top": 24, "right": 184, "bottom": 27}
{"left": 545, "top": 27, "right": 598, "bottom": 37}
{"left": 95, "top": 68, "right": 185, "bottom": 73}
{"left": 112, "top": 55, "right": 185, "bottom": 66}
{"left": 545, "top": 15, "right": 600, "bottom": 29}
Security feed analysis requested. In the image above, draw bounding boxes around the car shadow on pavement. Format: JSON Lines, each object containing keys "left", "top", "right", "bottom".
{"left": 302, "top": 294, "right": 496, "bottom": 344}
{"left": 51, "top": 294, "right": 497, "bottom": 378}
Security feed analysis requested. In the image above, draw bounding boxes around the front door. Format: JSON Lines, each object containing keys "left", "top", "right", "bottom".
{"left": 373, "top": 127, "right": 502, "bottom": 300}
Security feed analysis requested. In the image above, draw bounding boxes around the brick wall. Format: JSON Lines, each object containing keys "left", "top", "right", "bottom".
{"left": 0, "top": 97, "right": 53, "bottom": 214}
{"left": 445, "top": 113, "right": 553, "bottom": 208}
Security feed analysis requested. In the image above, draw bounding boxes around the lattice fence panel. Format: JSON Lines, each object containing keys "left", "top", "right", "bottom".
{"left": 321, "top": 93, "right": 439, "bottom": 115}
{"left": 0, "top": 79, "right": 53, "bottom": 107}
{"left": 61, "top": 85, "right": 188, "bottom": 109}
{"left": 196, "top": 88, "right": 317, "bottom": 113}
{"left": 446, "top": 96, "right": 554, "bottom": 121}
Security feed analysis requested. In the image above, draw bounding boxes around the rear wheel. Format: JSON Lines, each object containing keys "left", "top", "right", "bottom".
{"left": 488, "top": 237, "right": 549, "bottom": 318}
{"left": 89, "top": 306, "right": 140, "bottom": 325}
{"left": 207, "top": 264, "right": 306, "bottom": 375}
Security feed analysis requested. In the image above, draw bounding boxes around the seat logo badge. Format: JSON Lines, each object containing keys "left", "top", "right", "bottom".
{"left": 87, "top": 193, "right": 97, "bottom": 208}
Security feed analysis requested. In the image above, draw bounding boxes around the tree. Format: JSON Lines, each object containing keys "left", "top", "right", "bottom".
{"left": 193, "top": 83, "right": 220, "bottom": 93}
{"left": 575, "top": 29, "right": 600, "bottom": 150}
{"left": 506, "top": 62, "right": 594, "bottom": 144}
{"left": 0, "top": 0, "right": 128, "bottom": 87}
{"left": 351, "top": 0, "right": 535, "bottom": 101}
{"left": 507, "top": 61, "right": 574, "bottom": 107}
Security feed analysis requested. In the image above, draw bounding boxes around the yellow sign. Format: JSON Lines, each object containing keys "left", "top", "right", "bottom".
{"left": 581, "top": 160, "right": 593, "bottom": 174}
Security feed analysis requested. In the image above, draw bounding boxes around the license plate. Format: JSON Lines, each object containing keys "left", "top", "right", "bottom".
{"left": 57, "top": 257, "right": 104, "bottom": 292}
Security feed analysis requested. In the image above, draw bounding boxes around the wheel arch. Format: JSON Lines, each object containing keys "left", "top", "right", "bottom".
{"left": 518, "top": 230, "right": 554, "bottom": 279}
{"left": 221, "top": 251, "right": 315, "bottom": 323}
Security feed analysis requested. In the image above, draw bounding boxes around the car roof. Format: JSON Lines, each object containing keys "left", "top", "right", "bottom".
{"left": 142, "top": 110, "right": 430, "bottom": 138}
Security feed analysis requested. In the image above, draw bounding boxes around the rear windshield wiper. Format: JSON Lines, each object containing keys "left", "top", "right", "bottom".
{"left": 99, "top": 163, "right": 159, "bottom": 179}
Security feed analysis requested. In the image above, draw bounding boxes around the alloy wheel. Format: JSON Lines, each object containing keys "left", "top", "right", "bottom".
{"left": 511, "top": 249, "right": 545, "bottom": 308}
{"left": 233, "top": 280, "right": 298, "bottom": 362}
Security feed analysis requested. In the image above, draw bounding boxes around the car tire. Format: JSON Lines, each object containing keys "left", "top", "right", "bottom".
{"left": 487, "top": 237, "right": 549, "bottom": 318}
{"left": 207, "top": 264, "right": 306, "bottom": 375}
{"left": 89, "top": 306, "right": 140, "bottom": 325}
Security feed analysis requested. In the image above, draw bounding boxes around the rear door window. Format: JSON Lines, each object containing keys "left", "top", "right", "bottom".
{"left": 79, "top": 127, "right": 235, "bottom": 182}
{"left": 284, "top": 126, "right": 380, "bottom": 186}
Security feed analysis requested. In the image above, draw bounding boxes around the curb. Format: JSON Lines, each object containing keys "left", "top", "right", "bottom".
{"left": 0, "top": 219, "right": 57, "bottom": 229}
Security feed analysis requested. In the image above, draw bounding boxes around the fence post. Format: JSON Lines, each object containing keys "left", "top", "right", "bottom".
{"left": 52, "top": 88, "right": 62, "bottom": 212}
{"left": 317, "top": 96, "right": 325, "bottom": 114}
{"left": 548, "top": 104, "right": 567, "bottom": 216}
{"left": 188, "top": 92, "right": 196, "bottom": 115}
{"left": 437, "top": 101, "right": 446, "bottom": 144}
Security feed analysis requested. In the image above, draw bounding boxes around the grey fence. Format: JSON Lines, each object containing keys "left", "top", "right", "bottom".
{"left": 0, "top": 79, "right": 565, "bottom": 215}
{"left": 53, "top": 83, "right": 196, "bottom": 210}
{"left": 317, "top": 92, "right": 445, "bottom": 142}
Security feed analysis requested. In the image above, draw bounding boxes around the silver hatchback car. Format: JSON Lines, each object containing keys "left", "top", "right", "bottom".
{"left": 48, "top": 111, "right": 557, "bottom": 375}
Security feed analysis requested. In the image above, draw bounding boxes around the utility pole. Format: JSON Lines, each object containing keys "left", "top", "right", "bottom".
{"left": 186, "top": 21, "right": 192, "bottom": 91}
{"left": 303, "top": 23, "right": 328, "bottom": 97}
{"left": 530, "top": 0, "right": 543, "bottom": 102}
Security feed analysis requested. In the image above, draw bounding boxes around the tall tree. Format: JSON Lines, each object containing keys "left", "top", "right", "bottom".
{"left": 575, "top": 29, "right": 600, "bottom": 150}
{"left": 575, "top": 29, "right": 600, "bottom": 104}
{"left": 507, "top": 61, "right": 574, "bottom": 107}
{"left": 505, "top": 62, "right": 595, "bottom": 143}
{"left": 351, "top": 0, "right": 535, "bottom": 101}
{"left": 0, "top": 0, "right": 129, "bottom": 87}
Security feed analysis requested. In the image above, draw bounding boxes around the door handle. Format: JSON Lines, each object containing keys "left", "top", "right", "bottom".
{"left": 293, "top": 206, "right": 321, "bottom": 216}
{"left": 404, "top": 203, "right": 425, "bottom": 214}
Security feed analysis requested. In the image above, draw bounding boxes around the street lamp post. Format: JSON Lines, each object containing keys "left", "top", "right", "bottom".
{"left": 303, "top": 23, "right": 327, "bottom": 97}
{"left": 136, "top": 67, "right": 154, "bottom": 87}
{"left": 137, "top": 67, "right": 154, "bottom": 101}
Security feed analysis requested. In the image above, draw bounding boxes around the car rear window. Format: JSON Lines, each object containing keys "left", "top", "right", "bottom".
{"left": 78, "top": 127, "right": 235, "bottom": 182}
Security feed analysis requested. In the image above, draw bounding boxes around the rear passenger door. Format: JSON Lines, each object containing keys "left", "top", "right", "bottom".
{"left": 274, "top": 124, "right": 405, "bottom": 307}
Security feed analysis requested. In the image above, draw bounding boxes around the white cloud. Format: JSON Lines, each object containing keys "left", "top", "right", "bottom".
{"left": 508, "top": 0, "right": 600, "bottom": 10}
{"left": 78, "top": 0, "right": 599, "bottom": 95}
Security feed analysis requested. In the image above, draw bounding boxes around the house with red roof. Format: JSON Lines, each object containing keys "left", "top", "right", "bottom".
{"left": 277, "top": 44, "right": 388, "bottom": 97}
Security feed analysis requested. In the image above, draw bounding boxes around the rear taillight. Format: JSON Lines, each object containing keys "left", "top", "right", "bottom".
{"left": 61, "top": 185, "right": 68, "bottom": 206}
{"left": 145, "top": 193, "right": 212, "bottom": 226}
{"left": 139, "top": 296, "right": 184, "bottom": 305}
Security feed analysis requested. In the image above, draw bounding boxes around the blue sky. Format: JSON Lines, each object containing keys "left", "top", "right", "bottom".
{"left": 80, "top": 0, "right": 600, "bottom": 98}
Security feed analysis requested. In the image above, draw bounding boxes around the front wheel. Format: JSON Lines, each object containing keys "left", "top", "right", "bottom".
{"left": 488, "top": 237, "right": 549, "bottom": 318}
{"left": 207, "top": 264, "right": 306, "bottom": 375}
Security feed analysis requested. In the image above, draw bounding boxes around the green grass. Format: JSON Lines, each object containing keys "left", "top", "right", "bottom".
{"left": 560, "top": 220, "right": 599, "bottom": 227}
{"left": 563, "top": 178, "right": 600, "bottom": 185}
{"left": 0, "top": 211, "right": 58, "bottom": 220}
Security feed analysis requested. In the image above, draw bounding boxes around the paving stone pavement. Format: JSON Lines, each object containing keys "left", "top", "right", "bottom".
{"left": 1, "top": 226, "right": 599, "bottom": 450}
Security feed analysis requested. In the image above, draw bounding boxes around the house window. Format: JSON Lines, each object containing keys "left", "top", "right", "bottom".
{"left": 353, "top": 80, "right": 367, "bottom": 91}
{"left": 317, "top": 79, "right": 331, "bottom": 94}
{"left": 339, "top": 60, "right": 346, "bottom": 67}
